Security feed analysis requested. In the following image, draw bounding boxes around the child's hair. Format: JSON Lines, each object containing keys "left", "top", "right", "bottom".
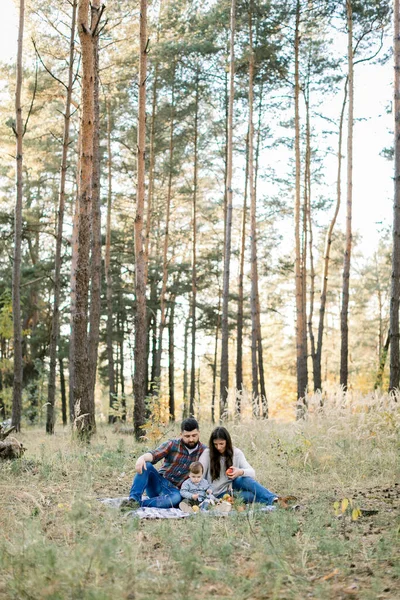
{"left": 189, "top": 461, "right": 203, "bottom": 475}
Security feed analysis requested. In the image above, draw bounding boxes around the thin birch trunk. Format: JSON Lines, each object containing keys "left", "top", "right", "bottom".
{"left": 189, "top": 71, "right": 199, "bottom": 417}
{"left": 47, "top": 0, "right": 77, "bottom": 434}
{"left": 390, "top": 0, "right": 400, "bottom": 391}
{"left": 105, "top": 100, "right": 116, "bottom": 422}
{"left": 294, "top": 0, "right": 308, "bottom": 415}
{"left": 340, "top": 0, "right": 354, "bottom": 391}
{"left": 220, "top": 0, "right": 235, "bottom": 417}
{"left": 134, "top": 0, "right": 148, "bottom": 438}
{"left": 11, "top": 0, "right": 25, "bottom": 432}
{"left": 314, "top": 82, "right": 347, "bottom": 391}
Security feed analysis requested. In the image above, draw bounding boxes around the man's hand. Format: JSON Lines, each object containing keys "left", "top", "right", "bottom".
{"left": 192, "top": 493, "right": 199, "bottom": 500}
{"left": 226, "top": 467, "right": 244, "bottom": 480}
{"left": 135, "top": 453, "right": 153, "bottom": 474}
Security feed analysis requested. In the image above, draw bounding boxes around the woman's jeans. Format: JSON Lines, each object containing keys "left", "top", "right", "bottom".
{"left": 218, "top": 476, "right": 277, "bottom": 505}
{"left": 129, "top": 462, "right": 182, "bottom": 508}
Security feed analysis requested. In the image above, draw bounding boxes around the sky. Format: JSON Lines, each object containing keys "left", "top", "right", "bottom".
{"left": 0, "top": 0, "right": 395, "bottom": 258}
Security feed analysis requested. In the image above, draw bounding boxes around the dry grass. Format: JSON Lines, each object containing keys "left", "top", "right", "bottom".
{"left": 0, "top": 392, "right": 399, "bottom": 599}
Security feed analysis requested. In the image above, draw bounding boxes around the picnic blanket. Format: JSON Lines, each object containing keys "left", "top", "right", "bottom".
{"left": 99, "top": 496, "right": 276, "bottom": 519}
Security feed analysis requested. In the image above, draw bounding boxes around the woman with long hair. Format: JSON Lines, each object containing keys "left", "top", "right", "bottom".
{"left": 200, "top": 426, "right": 283, "bottom": 506}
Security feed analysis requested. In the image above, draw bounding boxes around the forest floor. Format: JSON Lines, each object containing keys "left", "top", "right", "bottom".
{"left": 0, "top": 399, "right": 399, "bottom": 600}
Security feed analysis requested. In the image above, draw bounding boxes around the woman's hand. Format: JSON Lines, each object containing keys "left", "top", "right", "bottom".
{"left": 226, "top": 467, "right": 244, "bottom": 480}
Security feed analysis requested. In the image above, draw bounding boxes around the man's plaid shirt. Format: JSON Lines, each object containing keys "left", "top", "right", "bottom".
{"left": 150, "top": 438, "right": 207, "bottom": 488}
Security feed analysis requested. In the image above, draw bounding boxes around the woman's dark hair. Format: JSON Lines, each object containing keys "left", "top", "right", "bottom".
{"left": 209, "top": 427, "right": 233, "bottom": 481}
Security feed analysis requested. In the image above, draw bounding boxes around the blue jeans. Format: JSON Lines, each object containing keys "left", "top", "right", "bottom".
{"left": 129, "top": 462, "right": 182, "bottom": 508}
{"left": 228, "top": 477, "right": 277, "bottom": 505}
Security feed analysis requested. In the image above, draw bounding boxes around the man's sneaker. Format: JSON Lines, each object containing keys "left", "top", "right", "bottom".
{"left": 275, "top": 495, "right": 298, "bottom": 509}
{"left": 179, "top": 501, "right": 194, "bottom": 514}
{"left": 120, "top": 498, "right": 140, "bottom": 511}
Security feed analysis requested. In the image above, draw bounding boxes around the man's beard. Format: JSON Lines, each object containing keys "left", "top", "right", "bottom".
{"left": 183, "top": 440, "right": 198, "bottom": 449}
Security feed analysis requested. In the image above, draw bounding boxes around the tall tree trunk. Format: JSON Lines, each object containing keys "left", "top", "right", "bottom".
{"left": 183, "top": 312, "right": 190, "bottom": 418}
{"left": 168, "top": 295, "right": 175, "bottom": 421}
{"left": 236, "top": 131, "right": 249, "bottom": 412}
{"left": 220, "top": 0, "right": 236, "bottom": 417}
{"left": 69, "top": 176, "right": 79, "bottom": 422}
{"left": 47, "top": 0, "right": 77, "bottom": 434}
{"left": 189, "top": 70, "right": 199, "bottom": 417}
{"left": 340, "top": 0, "right": 354, "bottom": 391}
{"left": 72, "top": 0, "right": 103, "bottom": 437}
{"left": 390, "top": 0, "right": 400, "bottom": 391}
{"left": 248, "top": 2, "right": 259, "bottom": 417}
{"left": 155, "top": 69, "right": 175, "bottom": 388}
{"left": 11, "top": 0, "right": 25, "bottom": 433}
{"left": 212, "top": 290, "right": 221, "bottom": 423}
{"left": 59, "top": 358, "right": 67, "bottom": 426}
{"left": 106, "top": 100, "right": 116, "bottom": 423}
{"left": 294, "top": 0, "right": 308, "bottom": 415}
{"left": 376, "top": 330, "right": 390, "bottom": 389}
{"left": 134, "top": 0, "right": 148, "bottom": 439}
{"left": 88, "top": 3, "right": 102, "bottom": 417}
{"left": 314, "top": 82, "right": 347, "bottom": 391}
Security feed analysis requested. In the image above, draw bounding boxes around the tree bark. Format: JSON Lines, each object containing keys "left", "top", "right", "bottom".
{"left": 189, "top": 70, "right": 199, "bottom": 417}
{"left": 182, "top": 312, "right": 190, "bottom": 418}
{"left": 294, "top": 0, "right": 308, "bottom": 415}
{"left": 155, "top": 68, "right": 175, "bottom": 390}
{"left": 168, "top": 295, "right": 175, "bottom": 421}
{"left": 47, "top": 0, "right": 77, "bottom": 434}
{"left": 59, "top": 358, "right": 67, "bottom": 426}
{"left": 220, "top": 0, "right": 235, "bottom": 417}
{"left": 11, "top": 0, "right": 25, "bottom": 433}
{"left": 376, "top": 329, "right": 390, "bottom": 389}
{"left": 236, "top": 131, "right": 249, "bottom": 413}
{"left": 340, "top": 0, "right": 354, "bottom": 391}
{"left": 212, "top": 290, "right": 221, "bottom": 423}
{"left": 390, "top": 0, "right": 400, "bottom": 391}
{"left": 88, "top": 2, "right": 102, "bottom": 417}
{"left": 134, "top": 0, "right": 148, "bottom": 439}
{"left": 72, "top": 0, "right": 103, "bottom": 437}
{"left": 105, "top": 100, "right": 116, "bottom": 422}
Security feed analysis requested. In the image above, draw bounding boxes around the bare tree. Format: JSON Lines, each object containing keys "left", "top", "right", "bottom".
{"left": 134, "top": 0, "right": 149, "bottom": 439}
{"left": 11, "top": 0, "right": 25, "bottom": 432}
{"left": 47, "top": 0, "right": 77, "bottom": 434}
{"left": 220, "top": 0, "right": 235, "bottom": 418}
{"left": 391, "top": 0, "right": 400, "bottom": 391}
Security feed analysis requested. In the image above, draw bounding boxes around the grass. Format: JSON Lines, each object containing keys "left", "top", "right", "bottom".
{"left": 0, "top": 394, "right": 399, "bottom": 599}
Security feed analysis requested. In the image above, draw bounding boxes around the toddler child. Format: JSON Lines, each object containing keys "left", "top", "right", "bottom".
{"left": 179, "top": 461, "right": 215, "bottom": 513}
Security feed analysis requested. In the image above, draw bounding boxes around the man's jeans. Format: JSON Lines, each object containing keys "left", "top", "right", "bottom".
{"left": 229, "top": 476, "right": 277, "bottom": 505}
{"left": 129, "top": 462, "right": 182, "bottom": 508}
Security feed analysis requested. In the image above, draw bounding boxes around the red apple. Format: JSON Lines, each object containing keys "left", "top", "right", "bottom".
{"left": 226, "top": 467, "right": 234, "bottom": 476}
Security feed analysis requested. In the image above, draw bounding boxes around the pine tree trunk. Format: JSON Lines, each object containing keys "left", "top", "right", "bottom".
{"left": 106, "top": 100, "right": 116, "bottom": 423}
{"left": 11, "top": 0, "right": 25, "bottom": 433}
{"left": 314, "top": 82, "right": 347, "bottom": 391}
{"left": 340, "top": 0, "right": 354, "bottom": 391}
{"left": 134, "top": 0, "right": 148, "bottom": 439}
{"left": 69, "top": 178, "right": 79, "bottom": 422}
{"left": 73, "top": 0, "right": 103, "bottom": 437}
{"left": 59, "top": 358, "right": 67, "bottom": 426}
{"left": 376, "top": 330, "right": 390, "bottom": 389}
{"left": 294, "top": 0, "right": 308, "bottom": 415}
{"left": 236, "top": 132, "right": 249, "bottom": 412}
{"left": 189, "top": 71, "right": 199, "bottom": 418}
{"left": 47, "top": 0, "right": 77, "bottom": 434}
{"left": 88, "top": 4, "right": 102, "bottom": 417}
{"left": 183, "top": 313, "right": 190, "bottom": 418}
{"left": 220, "top": 0, "right": 236, "bottom": 417}
{"left": 168, "top": 296, "right": 175, "bottom": 421}
{"left": 212, "top": 290, "right": 222, "bottom": 423}
{"left": 155, "top": 70, "right": 175, "bottom": 389}
{"left": 390, "top": 0, "right": 400, "bottom": 391}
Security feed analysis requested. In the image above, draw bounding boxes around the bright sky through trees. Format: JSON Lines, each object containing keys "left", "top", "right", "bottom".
{"left": 0, "top": 0, "right": 393, "bottom": 257}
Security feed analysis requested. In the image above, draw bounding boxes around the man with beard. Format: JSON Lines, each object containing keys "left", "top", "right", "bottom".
{"left": 124, "top": 418, "right": 206, "bottom": 508}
